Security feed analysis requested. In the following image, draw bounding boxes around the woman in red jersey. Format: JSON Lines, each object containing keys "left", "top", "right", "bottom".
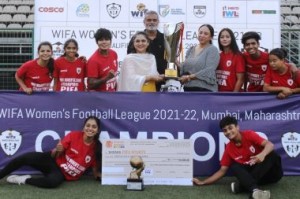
{"left": 53, "top": 39, "right": 86, "bottom": 91}
{"left": 86, "top": 28, "right": 118, "bottom": 91}
{"left": 0, "top": 116, "right": 102, "bottom": 188}
{"left": 263, "top": 48, "right": 300, "bottom": 99}
{"left": 216, "top": 28, "right": 245, "bottom": 92}
{"left": 15, "top": 41, "right": 54, "bottom": 94}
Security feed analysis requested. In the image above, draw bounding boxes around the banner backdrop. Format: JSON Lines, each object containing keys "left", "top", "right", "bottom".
{"left": 0, "top": 92, "right": 299, "bottom": 176}
{"left": 34, "top": 0, "right": 280, "bottom": 61}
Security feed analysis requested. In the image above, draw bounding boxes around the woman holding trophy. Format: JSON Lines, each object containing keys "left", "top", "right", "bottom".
{"left": 117, "top": 31, "right": 164, "bottom": 92}
{"left": 179, "top": 24, "right": 220, "bottom": 92}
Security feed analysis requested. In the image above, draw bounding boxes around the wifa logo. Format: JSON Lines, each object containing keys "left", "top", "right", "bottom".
{"left": 131, "top": 3, "right": 148, "bottom": 18}
{"left": 0, "top": 130, "right": 22, "bottom": 156}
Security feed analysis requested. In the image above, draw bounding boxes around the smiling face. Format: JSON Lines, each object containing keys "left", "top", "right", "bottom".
{"left": 64, "top": 41, "right": 78, "bottom": 60}
{"left": 222, "top": 124, "right": 240, "bottom": 141}
{"left": 198, "top": 25, "right": 212, "bottom": 46}
{"left": 97, "top": 38, "right": 111, "bottom": 51}
{"left": 83, "top": 118, "right": 99, "bottom": 139}
{"left": 38, "top": 45, "right": 53, "bottom": 61}
{"left": 133, "top": 34, "right": 149, "bottom": 54}
{"left": 244, "top": 38, "right": 260, "bottom": 56}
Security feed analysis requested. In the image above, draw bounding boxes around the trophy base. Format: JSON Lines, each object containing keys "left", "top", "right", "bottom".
{"left": 126, "top": 178, "right": 144, "bottom": 191}
{"left": 165, "top": 69, "right": 178, "bottom": 80}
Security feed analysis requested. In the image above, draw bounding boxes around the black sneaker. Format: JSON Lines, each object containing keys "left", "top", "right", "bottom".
{"left": 230, "top": 182, "right": 241, "bottom": 194}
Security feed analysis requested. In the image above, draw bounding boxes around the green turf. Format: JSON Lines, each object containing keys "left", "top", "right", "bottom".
{"left": 0, "top": 176, "right": 298, "bottom": 199}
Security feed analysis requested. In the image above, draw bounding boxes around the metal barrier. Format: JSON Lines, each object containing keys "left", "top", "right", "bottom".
{"left": 0, "top": 29, "right": 33, "bottom": 90}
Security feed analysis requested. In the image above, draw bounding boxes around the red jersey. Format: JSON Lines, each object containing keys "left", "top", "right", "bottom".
{"left": 216, "top": 51, "right": 245, "bottom": 91}
{"left": 55, "top": 131, "right": 96, "bottom": 181}
{"left": 264, "top": 64, "right": 300, "bottom": 89}
{"left": 54, "top": 57, "right": 86, "bottom": 91}
{"left": 86, "top": 49, "right": 118, "bottom": 91}
{"left": 243, "top": 50, "right": 269, "bottom": 92}
{"left": 16, "top": 59, "right": 52, "bottom": 91}
{"left": 220, "top": 130, "right": 265, "bottom": 167}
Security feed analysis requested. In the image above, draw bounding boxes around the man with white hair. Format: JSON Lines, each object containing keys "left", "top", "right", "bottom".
{"left": 143, "top": 10, "right": 167, "bottom": 90}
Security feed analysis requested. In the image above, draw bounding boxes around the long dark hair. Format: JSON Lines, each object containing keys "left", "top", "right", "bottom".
{"left": 83, "top": 116, "right": 102, "bottom": 168}
{"left": 37, "top": 41, "right": 54, "bottom": 75}
{"left": 218, "top": 28, "right": 241, "bottom": 54}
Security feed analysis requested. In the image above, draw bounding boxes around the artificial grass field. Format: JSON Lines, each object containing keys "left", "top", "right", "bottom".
{"left": 0, "top": 176, "right": 298, "bottom": 199}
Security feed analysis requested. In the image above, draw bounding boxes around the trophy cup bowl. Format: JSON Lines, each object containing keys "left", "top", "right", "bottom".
{"left": 127, "top": 156, "right": 145, "bottom": 191}
{"left": 164, "top": 22, "right": 184, "bottom": 79}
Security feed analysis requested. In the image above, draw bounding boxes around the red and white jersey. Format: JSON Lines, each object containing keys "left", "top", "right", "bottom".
{"left": 216, "top": 51, "right": 245, "bottom": 91}
{"left": 264, "top": 64, "right": 300, "bottom": 89}
{"left": 220, "top": 130, "right": 265, "bottom": 167}
{"left": 243, "top": 51, "right": 269, "bottom": 92}
{"left": 54, "top": 57, "right": 86, "bottom": 91}
{"left": 86, "top": 49, "right": 118, "bottom": 91}
{"left": 16, "top": 59, "right": 52, "bottom": 91}
{"left": 55, "top": 131, "right": 96, "bottom": 181}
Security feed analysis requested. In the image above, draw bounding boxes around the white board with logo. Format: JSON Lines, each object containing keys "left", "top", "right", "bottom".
{"left": 34, "top": 0, "right": 280, "bottom": 61}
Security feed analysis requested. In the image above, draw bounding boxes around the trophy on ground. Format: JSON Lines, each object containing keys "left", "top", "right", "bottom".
{"left": 126, "top": 156, "right": 145, "bottom": 191}
{"left": 161, "top": 22, "right": 184, "bottom": 92}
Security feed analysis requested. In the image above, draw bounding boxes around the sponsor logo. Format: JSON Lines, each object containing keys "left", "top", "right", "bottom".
{"left": 158, "top": 4, "right": 185, "bottom": 17}
{"left": 131, "top": 3, "right": 148, "bottom": 18}
{"left": 0, "top": 130, "right": 22, "bottom": 156}
{"left": 193, "top": 5, "right": 206, "bottom": 18}
{"left": 252, "top": 10, "right": 276, "bottom": 14}
{"left": 52, "top": 41, "right": 64, "bottom": 58}
{"left": 159, "top": 5, "right": 170, "bottom": 17}
{"left": 222, "top": 6, "right": 239, "bottom": 18}
{"left": 106, "top": 3, "right": 121, "bottom": 19}
{"left": 76, "top": 4, "right": 90, "bottom": 17}
{"left": 281, "top": 132, "right": 300, "bottom": 158}
{"left": 38, "top": 7, "right": 64, "bottom": 13}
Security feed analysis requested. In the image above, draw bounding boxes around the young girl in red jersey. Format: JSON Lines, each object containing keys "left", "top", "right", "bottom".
{"left": 216, "top": 28, "right": 245, "bottom": 92}
{"left": 53, "top": 39, "right": 86, "bottom": 91}
{"left": 15, "top": 41, "right": 54, "bottom": 94}
{"left": 0, "top": 116, "right": 102, "bottom": 188}
{"left": 263, "top": 48, "right": 300, "bottom": 99}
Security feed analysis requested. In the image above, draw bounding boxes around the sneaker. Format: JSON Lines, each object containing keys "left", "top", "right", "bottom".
{"left": 6, "top": 175, "right": 31, "bottom": 185}
{"left": 252, "top": 189, "right": 271, "bottom": 199}
{"left": 231, "top": 182, "right": 240, "bottom": 194}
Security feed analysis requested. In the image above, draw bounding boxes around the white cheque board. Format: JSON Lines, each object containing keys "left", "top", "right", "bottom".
{"left": 102, "top": 139, "right": 193, "bottom": 186}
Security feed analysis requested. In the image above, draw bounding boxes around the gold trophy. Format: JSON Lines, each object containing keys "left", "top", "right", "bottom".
{"left": 164, "top": 22, "right": 184, "bottom": 79}
{"left": 126, "top": 156, "right": 145, "bottom": 191}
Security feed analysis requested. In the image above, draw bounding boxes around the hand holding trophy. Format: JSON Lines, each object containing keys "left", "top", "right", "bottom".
{"left": 161, "top": 22, "right": 184, "bottom": 92}
{"left": 127, "top": 156, "right": 145, "bottom": 190}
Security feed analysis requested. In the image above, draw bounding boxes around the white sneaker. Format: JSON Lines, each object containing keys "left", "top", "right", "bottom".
{"left": 252, "top": 189, "right": 271, "bottom": 199}
{"left": 6, "top": 175, "right": 31, "bottom": 185}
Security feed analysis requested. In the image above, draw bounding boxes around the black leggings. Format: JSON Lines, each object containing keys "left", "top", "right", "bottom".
{"left": 231, "top": 151, "right": 283, "bottom": 192}
{"left": 0, "top": 152, "right": 65, "bottom": 188}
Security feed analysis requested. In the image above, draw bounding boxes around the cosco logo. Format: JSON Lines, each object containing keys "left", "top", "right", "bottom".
{"left": 38, "top": 7, "right": 64, "bottom": 13}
